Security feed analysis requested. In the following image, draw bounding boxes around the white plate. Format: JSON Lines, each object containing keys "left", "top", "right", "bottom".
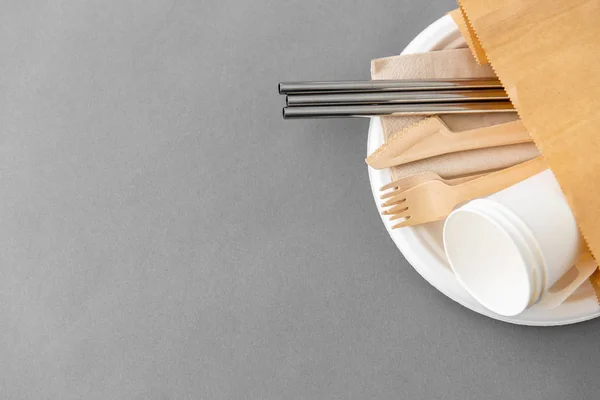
{"left": 367, "top": 14, "right": 600, "bottom": 326}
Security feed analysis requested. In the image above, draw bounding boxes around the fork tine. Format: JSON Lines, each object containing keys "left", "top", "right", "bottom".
{"left": 388, "top": 209, "right": 411, "bottom": 221}
{"left": 381, "top": 195, "right": 408, "bottom": 208}
{"left": 381, "top": 202, "right": 407, "bottom": 215}
{"left": 391, "top": 217, "right": 413, "bottom": 229}
{"left": 380, "top": 189, "right": 401, "bottom": 200}
{"left": 380, "top": 180, "right": 401, "bottom": 191}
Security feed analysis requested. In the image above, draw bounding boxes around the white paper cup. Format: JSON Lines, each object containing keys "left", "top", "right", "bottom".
{"left": 443, "top": 169, "right": 591, "bottom": 316}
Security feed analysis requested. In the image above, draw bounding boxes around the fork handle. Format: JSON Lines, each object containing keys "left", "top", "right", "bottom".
{"left": 453, "top": 157, "right": 547, "bottom": 202}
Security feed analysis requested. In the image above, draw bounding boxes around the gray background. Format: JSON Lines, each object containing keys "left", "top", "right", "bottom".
{"left": 2, "top": 0, "right": 600, "bottom": 398}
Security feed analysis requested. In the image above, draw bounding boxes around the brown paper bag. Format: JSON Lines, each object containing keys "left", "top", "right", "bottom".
{"left": 456, "top": 0, "right": 600, "bottom": 299}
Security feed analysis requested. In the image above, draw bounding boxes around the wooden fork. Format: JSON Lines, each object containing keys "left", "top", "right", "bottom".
{"left": 380, "top": 171, "right": 489, "bottom": 201}
{"left": 382, "top": 157, "right": 547, "bottom": 229}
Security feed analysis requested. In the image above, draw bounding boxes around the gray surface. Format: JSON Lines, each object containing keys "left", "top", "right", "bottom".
{"left": 1, "top": 0, "right": 599, "bottom": 399}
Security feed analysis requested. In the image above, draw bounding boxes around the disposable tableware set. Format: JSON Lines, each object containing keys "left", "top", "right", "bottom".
{"left": 277, "top": 2, "right": 600, "bottom": 325}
